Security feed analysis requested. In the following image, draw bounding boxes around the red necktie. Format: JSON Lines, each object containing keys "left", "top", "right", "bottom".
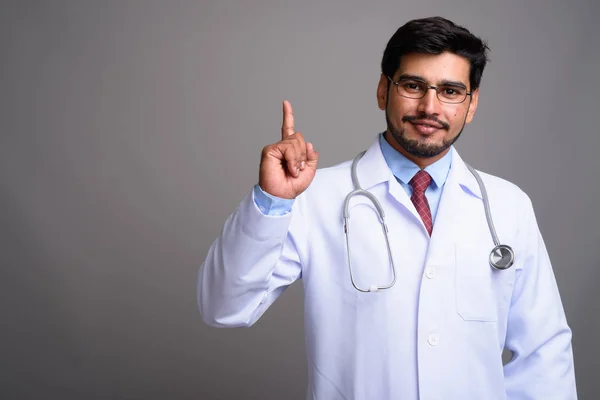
{"left": 409, "top": 170, "right": 433, "bottom": 236}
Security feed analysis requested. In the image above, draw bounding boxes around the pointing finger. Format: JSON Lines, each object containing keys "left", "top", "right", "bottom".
{"left": 281, "top": 100, "right": 295, "bottom": 140}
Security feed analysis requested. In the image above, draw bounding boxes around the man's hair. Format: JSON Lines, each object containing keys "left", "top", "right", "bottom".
{"left": 381, "top": 16, "right": 490, "bottom": 91}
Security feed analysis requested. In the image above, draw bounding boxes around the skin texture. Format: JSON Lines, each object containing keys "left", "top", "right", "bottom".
{"left": 377, "top": 52, "right": 480, "bottom": 169}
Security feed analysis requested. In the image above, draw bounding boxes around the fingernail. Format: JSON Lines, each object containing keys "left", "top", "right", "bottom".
{"left": 296, "top": 167, "right": 300, "bottom": 175}
{"left": 300, "top": 161, "right": 306, "bottom": 169}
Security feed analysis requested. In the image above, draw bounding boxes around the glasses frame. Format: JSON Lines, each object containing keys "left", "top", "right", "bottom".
{"left": 387, "top": 76, "right": 472, "bottom": 104}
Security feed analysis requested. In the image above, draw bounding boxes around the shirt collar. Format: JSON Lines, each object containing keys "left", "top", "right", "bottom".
{"left": 378, "top": 133, "right": 452, "bottom": 189}
{"left": 355, "top": 134, "right": 483, "bottom": 200}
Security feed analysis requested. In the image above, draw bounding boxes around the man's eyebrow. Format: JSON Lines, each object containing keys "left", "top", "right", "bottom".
{"left": 397, "top": 74, "right": 469, "bottom": 90}
{"left": 397, "top": 74, "right": 426, "bottom": 83}
{"left": 439, "top": 79, "right": 468, "bottom": 90}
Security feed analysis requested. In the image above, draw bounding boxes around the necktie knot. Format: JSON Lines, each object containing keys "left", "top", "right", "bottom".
{"left": 409, "top": 170, "right": 432, "bottom": 193}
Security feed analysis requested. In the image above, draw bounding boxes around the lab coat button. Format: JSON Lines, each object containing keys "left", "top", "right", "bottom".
{"left": 425, "top": 267, "right": 436, "bottom": 279}
{"left": 428, "top": 334, "right": 439, "bottom": 346}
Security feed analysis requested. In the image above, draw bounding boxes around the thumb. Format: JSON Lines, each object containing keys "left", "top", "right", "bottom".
{"left": 306, "top": 142, "right": 319, "bottom": 165}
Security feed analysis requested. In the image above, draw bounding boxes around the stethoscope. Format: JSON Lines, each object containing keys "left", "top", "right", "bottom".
{"left": 343, "top": 151, "right": 515, "bottom": 293}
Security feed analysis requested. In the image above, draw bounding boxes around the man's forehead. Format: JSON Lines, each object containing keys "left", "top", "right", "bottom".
{"left": 395, "top": 52, "right": 471, "bottom": 83}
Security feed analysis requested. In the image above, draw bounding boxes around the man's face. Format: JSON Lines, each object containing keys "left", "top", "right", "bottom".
{"left": 377, "top": 52, "right": 479, "bottom": 166}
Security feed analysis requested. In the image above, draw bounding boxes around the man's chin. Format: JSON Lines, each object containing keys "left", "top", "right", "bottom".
{"left": 398, "top": 137, "right": 448, "bottom": 158}
{"left": 387, "top": 128, "right": 452, "bottom": 158}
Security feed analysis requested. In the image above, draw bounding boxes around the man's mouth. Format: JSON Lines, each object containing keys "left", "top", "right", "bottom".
{"left": 411, "top": 120, "right": 444, "bottom": 129}
{"left": 402, "top": 115, "right": 449, "bottom": 132}
{"left": 410, "top": 121, "right": 444, "bottom": 134}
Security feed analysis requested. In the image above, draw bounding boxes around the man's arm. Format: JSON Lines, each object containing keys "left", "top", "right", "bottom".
{"left": 198, "top": 101, "right": 318, "bottom": 328}
{"left": 197, "top": 189, "right": 303, "bottom": 327}
{"left": 503, "top": 196, "right": 577, "bottom": 398}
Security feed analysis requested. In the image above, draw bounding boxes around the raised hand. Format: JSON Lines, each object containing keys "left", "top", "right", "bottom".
{"left": 258, "top": 100, "right": 319, "bottom": 199}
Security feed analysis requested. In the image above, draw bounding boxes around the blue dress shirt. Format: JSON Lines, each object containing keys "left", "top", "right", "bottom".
{"left": 378, "top": 133, "right": 452, "bottom": 222}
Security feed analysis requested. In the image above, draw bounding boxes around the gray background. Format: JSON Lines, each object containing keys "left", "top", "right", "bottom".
{"left": 1, "top": 0, "right": 598, "bottom": 399}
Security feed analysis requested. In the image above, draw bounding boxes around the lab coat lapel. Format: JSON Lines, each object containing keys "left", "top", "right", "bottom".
{"left": 427, "top": 148, "right": 473, "bottom": 261}
{"left": 355, "top": 136, "right": 417, "bottom": 215}
{"left": 356, "top": 139, "right": 483, "bottom": 240}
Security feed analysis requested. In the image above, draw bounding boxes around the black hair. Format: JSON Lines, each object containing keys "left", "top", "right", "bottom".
{"left": 381, "top": 16, "right": 490, "bottom": 91}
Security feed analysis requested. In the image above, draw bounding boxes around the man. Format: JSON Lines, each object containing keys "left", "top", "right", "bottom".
{"left": 198, "top": 16, "right": 577, "bottom": 399}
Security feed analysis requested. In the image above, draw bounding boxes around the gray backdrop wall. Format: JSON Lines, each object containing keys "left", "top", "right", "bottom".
{"left": 1, "top": 1, "right": 598, "bottom": 399}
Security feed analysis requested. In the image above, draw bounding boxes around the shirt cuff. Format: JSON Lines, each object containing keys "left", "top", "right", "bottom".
{"left": 253, "top": 184, "right": 295, "bottom": 216}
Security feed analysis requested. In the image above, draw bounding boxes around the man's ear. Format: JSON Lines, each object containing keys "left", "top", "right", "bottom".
{"left": 377, "top": 73, "right": 389, "bottom": 110}
{"left": 465, "top": 88, "right": 479, "bottom": 124}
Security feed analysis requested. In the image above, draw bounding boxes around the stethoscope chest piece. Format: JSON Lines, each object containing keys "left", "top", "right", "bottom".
{"left": 489, "top": 244, "right": 515, "bottom": 270}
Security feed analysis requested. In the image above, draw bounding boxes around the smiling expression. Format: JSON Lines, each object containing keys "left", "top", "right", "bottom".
{"left": 377, "top": 52, "right": 480, "bottom": 168}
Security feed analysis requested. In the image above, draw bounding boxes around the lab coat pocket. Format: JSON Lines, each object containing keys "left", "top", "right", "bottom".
{"left": 455, "top": 245, "right": 498, "bottom": 322}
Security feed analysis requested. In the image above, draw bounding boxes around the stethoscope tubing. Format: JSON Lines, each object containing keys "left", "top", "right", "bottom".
{"left": 343, "top": 150, "right": 514, "bottom": 293}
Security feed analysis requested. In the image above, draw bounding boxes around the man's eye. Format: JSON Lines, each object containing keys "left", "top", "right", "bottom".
{"left": 442, "top": 87, "right": 463, "bottom": 96}
{"left": 403, "top": 82, "right": 423, "bottom": 91}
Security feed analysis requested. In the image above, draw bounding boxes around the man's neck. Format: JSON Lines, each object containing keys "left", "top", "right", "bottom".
{"left": 384, "top": 130, "right": 450, "bottom": 169}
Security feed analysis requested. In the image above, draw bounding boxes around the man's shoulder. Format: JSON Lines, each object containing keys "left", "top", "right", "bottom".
{"left": 315, "top": 159, "right": 353, "bottom": 176}
{"left": 297, "top": 158, "right": 356, "bottom": 203}
{"left": 311, "top": 158, "right": 355, "bottom": 184}
{"left": 474, "top": 168, "right": 532, "bottom": 206}
{"left": 477, "top": 169, "right": 523, "bottom": 191}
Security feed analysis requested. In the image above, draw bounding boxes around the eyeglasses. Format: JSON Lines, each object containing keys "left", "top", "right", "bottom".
{"left": 387, "top": 76, "right": 472, "bottom": 104}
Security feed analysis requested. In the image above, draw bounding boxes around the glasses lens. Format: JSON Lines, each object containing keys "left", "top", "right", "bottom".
{"left": 396, "top": 80, "right": 426, "bottom": 99}
{"left": 437, "top": 86, "right": 467, "bottom": 104}
{"left": 394, "top": 79, "right": 469, "bottom": 103}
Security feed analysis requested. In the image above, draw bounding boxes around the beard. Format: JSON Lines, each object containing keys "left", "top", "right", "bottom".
{"left": 385, "top": 108, "right": 467, "bottom": 159}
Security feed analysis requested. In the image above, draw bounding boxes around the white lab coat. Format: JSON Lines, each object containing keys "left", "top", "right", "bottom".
{"left": 198, "top": 136, "right": 576, "bottom": 399}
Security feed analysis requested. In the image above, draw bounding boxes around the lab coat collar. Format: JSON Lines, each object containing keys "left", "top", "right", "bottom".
{"left": 353, "top": 135, "right": 395, "bottom": 191}
{"left": 356, "top": 135, "right": 483, "bottom": 200}
{"left": 450, "top": 147, "right": 483, "bottom": 199}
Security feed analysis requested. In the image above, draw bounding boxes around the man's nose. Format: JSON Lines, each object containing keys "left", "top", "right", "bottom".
{"left": 417, "top": 87, "right": 442, "bottom": 116}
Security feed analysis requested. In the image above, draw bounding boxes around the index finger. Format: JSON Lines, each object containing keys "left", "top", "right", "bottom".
{"left": 281, "top": 100, "right": 295, "bottom": 140}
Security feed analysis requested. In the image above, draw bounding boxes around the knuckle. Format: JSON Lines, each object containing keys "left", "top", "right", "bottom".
{"left": 285, "top": 147, "right": 297, "bottom": 158}
{"left": 262, "top": 143, "right": 281, "bottom": 158}
{"left": 262, "top": 144, "right": 274, "bottom": 155}
{"left": 293, "top": 136, "right": 305, "bottom": 149}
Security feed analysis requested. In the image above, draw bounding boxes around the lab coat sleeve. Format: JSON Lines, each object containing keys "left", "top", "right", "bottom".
{"left": 197, "top": 189, "right": 304, "bottom": 328}
{"left": 503, "top": 196, "right": 577, "bottom": 398}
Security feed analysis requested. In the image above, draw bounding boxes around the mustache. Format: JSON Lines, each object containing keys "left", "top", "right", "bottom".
{"left": 402, "top": 114, "right": 450, "bottom": 130}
